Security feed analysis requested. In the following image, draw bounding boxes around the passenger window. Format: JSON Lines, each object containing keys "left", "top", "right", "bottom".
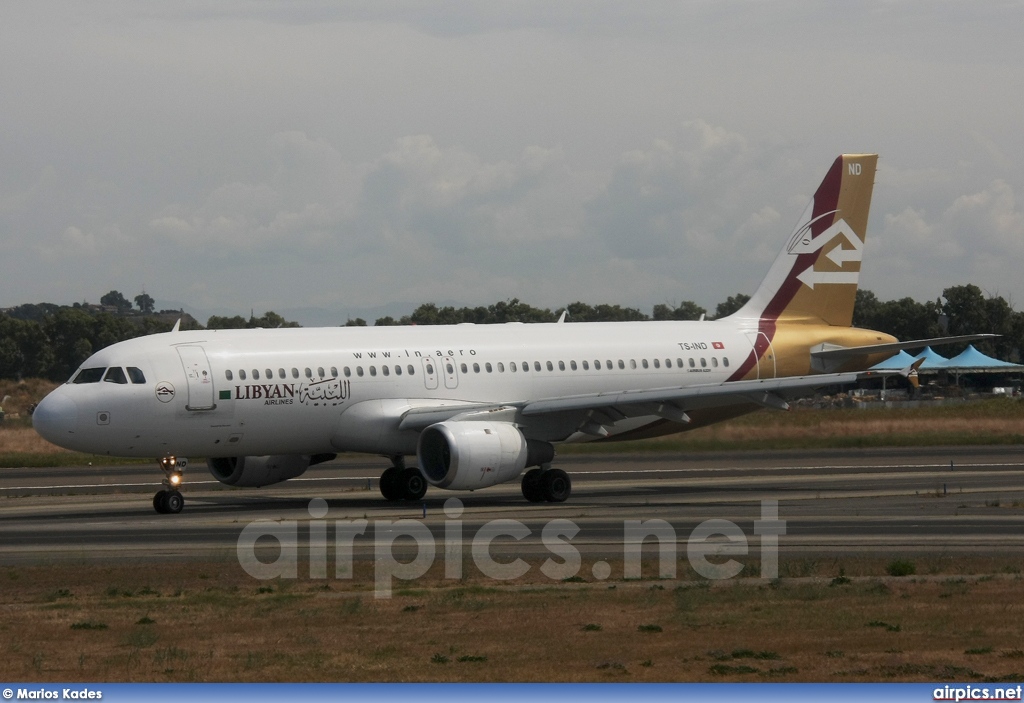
{"left": 104, "top": 367, "right": 128, "bottom": 384}
{"left": 689, "top": 359, "right": 695, "bottom": 368}
{"left": 606, "top": 360, "right": 613, "bottom": 369}
{"left": 712, "top": 357, "right": 719, "bottom": 367}
{"left": 127, "top": 367, "right": 146, "bottom": 384}
{"left": 446, "top": 363, "right": 455, "bottom": 375}
{"left": 568, "top": 361, "right": 575, "bottom": 371}
{"left": 225, "top": 369, "right": 234, "bottom": 381}
{"left": 395, "top": 365, "right": 402, "bottom": 376}
{"left": 357, "top": 367, "right": 364, "bottom": 377}
{"left": 370, "top": 366, "right": 377, "bottom": 377}
{"left": 317, "top": 367, "right": 325, "bottom": 378}
{"left": 510, "top": 362, "right": 517, "bottom": 372}
{"left": 582, "top": 360, "right": 589, "bottom": 370}
{"left": 425, "top": 363, "right": 434, "bottom": 375}
{"left": 630, "top": 359, "right": 637, "bottom": 369}
{"left": 534, "top": 361, "right": 542, "bottom": 372}
{"left": 252, "top": 369, "right": 260, "bottom": 380}
{"left": 382, "top": 366, "right": 389, "bottom": 376}
{"left": 594, "top": 360, "right": 601, "bottom": 370}
{"left": 677, "top": 358, "right": 684, "bottom": 368}
{"left": 700, "top": 358, "right": 707, "bottom": 368}
{"left": 653, "top": 359, "right": 660, "bottom": 369}
{"left": 305, "top": 368, "right": 313, "bottom": 378}
{"left": 408, "top": 365, "right": 415, "bottom": 375}
{"left": 666, "top": 358, "right": 672, "bottom": 368}
{"left": 473, "top": 363, "right": 480, "bottom": 373}
{"left": 278, "top": 368, "right": 286, "bottom": 379}
{"left": 723, "top": 358, "right": 730, "bottom": 368}
{"left": 239, "top": 369, "right": 247, "bottom": 380}
{"left": 292, "top": 368, "right": 299, "bottom": 379}
{"left": 460, "top": 363, "right": 468, "bottom": 374}
{"left": 497, "top": 362, "right": 505, "bottom": 372}
{"left": 523, "top": 361, "right": 529, "bottom": 372}
{"left": 331, "top": 367, "right": 338, "bottom": 377}
{"left": 485, "top": 363, "right": 493, "bottom": 373}
{"left": 546, "top": 361, "right": 553, "bottom": 372}
{"left": 618, "top": 360, "right": 625, "bottom": 370}
{"left": 344, "top": 367, "right": 351, "bottom": 377}
{"left": 265, "top": 369, "right": 273, "bottom": 379}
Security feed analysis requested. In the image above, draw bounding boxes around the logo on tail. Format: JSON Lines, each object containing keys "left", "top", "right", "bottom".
{"left": 789, "top": 216, "right": 863, "bottom": 290}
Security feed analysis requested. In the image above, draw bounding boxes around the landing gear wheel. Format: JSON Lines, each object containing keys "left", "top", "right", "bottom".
{"left": 153, "top": 490, "right": 168, "bottom": 514}
{"left": 542, "top": 469, "right": 571, "bottom": 503}
{"left": 521, "top": 468, "right": 545, "bottom": 502}
{"left": 399, "top": 467, "right": 428, "bottom": 501}
{"left": 379, "top": 466, "right": 403, "bottom": 501}
{"left": 164, "top": 490, "right": 184, "bottom": 514}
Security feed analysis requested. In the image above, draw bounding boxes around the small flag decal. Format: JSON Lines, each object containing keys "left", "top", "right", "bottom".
{"left": 219, "top": 390, "right": 231, "bottom": 400}
{"left": 712, "top": 341, "right": 724, "bottom": 349}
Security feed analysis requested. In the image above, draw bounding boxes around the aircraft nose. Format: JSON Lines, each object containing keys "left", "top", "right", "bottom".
{"left": 32, "top": 391, "right": 79, "bottom": 445}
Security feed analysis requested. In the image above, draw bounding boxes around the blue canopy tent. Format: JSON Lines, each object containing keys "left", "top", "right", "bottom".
{"left": 868, "top": 350, "right": 916, "bottom": 370}
{"left": 912, "top": 346, "right": 950, "bottom": 369}
{"left": 939, "top": 345, "right": 1020, "bottom": 369}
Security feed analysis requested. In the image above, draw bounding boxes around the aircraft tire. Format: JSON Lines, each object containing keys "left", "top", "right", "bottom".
{"left": 165, "top": 490, "right": 184, "bottom": 513}
{"left": 153, "top": 490, "right": 168, "bottom": 514}
{"left": 542, "top": 469, "right": 571, "bottom": 503}
{"left": 399, "top": 467, "right": 428, "bottom": 501}
{"left": 379, "top": 466, "right": 403, "bottom": 501}
{"left": 521, "top": 468, "right": 545, "bottom": 502}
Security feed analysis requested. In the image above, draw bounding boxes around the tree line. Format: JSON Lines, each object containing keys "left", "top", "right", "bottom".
{"left": 0, "top": 285, "right": 1020, "bottom": 381}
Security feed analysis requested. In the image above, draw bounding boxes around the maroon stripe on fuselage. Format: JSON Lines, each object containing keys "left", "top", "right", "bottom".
{"left": 725, "top": 156, "right": 844, "bottom": 382}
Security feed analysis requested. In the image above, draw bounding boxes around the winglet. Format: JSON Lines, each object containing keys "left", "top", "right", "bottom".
{"left": 900, "top": 358, "right": 924, "bottom": 389}
{"left": 171, "top": 319, "right": 181, "bottom": 333}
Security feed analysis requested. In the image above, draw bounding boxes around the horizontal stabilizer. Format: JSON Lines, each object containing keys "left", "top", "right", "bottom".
{"left": 811, "top": 334, "right": 999, "bottom": 362}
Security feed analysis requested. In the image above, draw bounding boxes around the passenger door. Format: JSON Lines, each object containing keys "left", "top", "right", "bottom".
{"left": 176, "top": 345, "right": 216, "bottom": 410}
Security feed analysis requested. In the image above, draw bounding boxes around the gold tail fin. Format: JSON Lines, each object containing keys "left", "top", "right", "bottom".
{"left": 731, "top": 154, "right": 878, "bottom": 327}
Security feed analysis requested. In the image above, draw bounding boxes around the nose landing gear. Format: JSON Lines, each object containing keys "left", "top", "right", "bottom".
{"left": 153, "top": 455, "right": 186, "bottom": 514}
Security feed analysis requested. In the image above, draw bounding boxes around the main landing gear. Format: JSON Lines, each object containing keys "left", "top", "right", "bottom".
{"left": 521, "top": 466, "right": 571, "bottom": 503}
{"left": 379, "top": 456, "right": 428, "bottom": 502}
{"left": 153, "top": 455, "right": 185, "bottom": 514}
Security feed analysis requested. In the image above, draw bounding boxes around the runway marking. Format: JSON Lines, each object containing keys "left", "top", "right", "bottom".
{"left": 2, "top": 462, "right": 1022, "bottom": 493}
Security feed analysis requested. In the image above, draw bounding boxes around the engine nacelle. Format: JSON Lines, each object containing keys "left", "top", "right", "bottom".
{"left": 206, "top": 453, "right": 335, "bottom": 487}
{"left": 418, "top": 421, "right": 554, "bottom": 491}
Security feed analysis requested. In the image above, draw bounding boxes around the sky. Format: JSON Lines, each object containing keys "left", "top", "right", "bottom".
{"left": 1, "top": 1, "right": 1023, "bottom": 325}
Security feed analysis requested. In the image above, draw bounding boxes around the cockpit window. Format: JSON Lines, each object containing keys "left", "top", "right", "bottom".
{"left": 72, "top": 367, "right": 106, "bottom": 384}
{"left": 127, "top": 367, "right": 146, "bottom": 384}
{"left": 103, "top": 367, "right": 128, "bottom": 384}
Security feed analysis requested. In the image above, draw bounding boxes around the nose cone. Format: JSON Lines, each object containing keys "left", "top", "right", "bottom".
{"left": 32, "top": 391, "right": 79, "bottom": 447}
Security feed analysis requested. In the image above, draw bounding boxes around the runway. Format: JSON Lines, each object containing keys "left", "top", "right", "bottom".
{"left": 2, "top": 446, "right": 1023, "bottom": 567}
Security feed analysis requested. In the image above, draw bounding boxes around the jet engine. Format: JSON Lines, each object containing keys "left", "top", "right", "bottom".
{"left": 418, "top": 421, "right": 554, "bottom": 491}
{"left": 206, "top": 453, "right": 336, "bottom": 488}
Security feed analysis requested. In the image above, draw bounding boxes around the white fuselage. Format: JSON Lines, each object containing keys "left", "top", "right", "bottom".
{"left": 33, "top": 319, "right": 754, "bottom": 459}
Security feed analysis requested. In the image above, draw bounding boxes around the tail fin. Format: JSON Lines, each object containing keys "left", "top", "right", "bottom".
{"left": 732, "top": 154, "right": 878, "bottom": 327}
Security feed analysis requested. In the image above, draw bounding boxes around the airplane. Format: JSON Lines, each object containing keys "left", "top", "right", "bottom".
{"left": 31, "top": 154, "right": 993, "bottom": 513}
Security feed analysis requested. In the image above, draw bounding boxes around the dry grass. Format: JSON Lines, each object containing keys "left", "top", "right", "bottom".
{"left": 0, "top": 426, "right": 72, "bottom": 454}
{"left": 2, "top": 558, "right": 1024, "bottom": 682}
{"left": 0, "top": 378, "right": 57, "bottom": 423}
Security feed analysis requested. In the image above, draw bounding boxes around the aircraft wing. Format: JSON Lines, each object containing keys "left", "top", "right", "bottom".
{"left": 397, "top": 368, "right": 904, "bottom": 433}
{"left": 520, "top": 370, "right": 880, "bottom": 418}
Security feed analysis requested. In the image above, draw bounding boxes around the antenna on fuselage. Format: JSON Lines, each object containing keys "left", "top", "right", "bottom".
{"left": 171, "top": 319, "right": 181, "bottom": 333}
{"left": 557, "top": 310, "right": 568, "bottom": 323}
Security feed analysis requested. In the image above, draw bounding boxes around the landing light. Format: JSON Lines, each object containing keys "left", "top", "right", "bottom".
{"left": 169, "top": 473, "right": 182, "bottom": 487}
